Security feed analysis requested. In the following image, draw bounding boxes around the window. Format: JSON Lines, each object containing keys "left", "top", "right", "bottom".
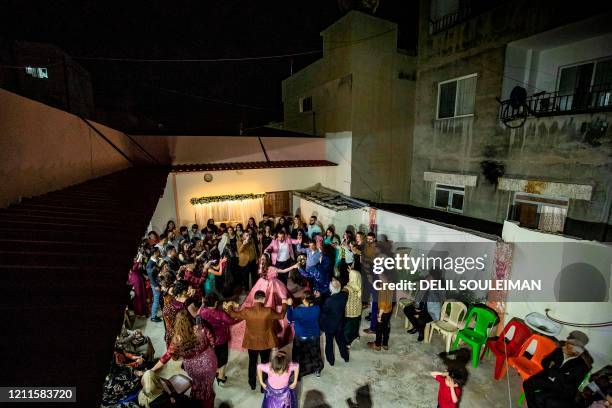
{"left": 437, "top": 74, "right": 477, "bottom": 119}
{"left": 508, "top": 193, "right": 569, "bottom": 233}
{"left": 433, "top": 184, "right": 465, "bottom": 213}
{"left": 557, "top": 57, "right": 612, "bottom": 111}
{"left": 25, "top": 66, "right": 48, "bottom": 79}
{"left": 299, "top": 96, "right": 312, "bottom": 113}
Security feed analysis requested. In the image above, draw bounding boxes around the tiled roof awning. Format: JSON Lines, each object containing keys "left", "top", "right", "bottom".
{"left": 498, "top": 178, "right": 593, "bottom": 201}
{"left": 293, "top": 186, "right": 368, "bottom": 211}
{"left": 172, "top": 160, "right": 337, "bottom": 172}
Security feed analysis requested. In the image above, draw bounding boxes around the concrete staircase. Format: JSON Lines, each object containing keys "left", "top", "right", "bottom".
{"left": 0, "top": 165, "right": 169, "bottom": 407}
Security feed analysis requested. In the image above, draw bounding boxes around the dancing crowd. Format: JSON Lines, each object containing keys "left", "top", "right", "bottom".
{"left": 112, "top": 214, "right": 607, "bottom": 408}
{"left": 121, "top": 214, "right": 388, "bottom": 408}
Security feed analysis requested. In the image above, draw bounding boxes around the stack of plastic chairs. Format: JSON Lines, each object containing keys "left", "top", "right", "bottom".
{"left": 451, "top": 305, "right": 499, "bottom": 368}
{"left": 482, "top": 319, "right": 532, "bottom": 380}
{"left": 426, "top": 300, "right": 467, "bottom": 352}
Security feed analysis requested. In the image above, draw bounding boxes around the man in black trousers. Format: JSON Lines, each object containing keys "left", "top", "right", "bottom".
{"left": 319, "top": 278, "right": 350, "bottom": 366}
{"left": 523, "top": 331, "right": 592, "bottom": 408}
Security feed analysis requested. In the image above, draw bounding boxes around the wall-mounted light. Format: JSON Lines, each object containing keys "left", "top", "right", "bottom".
{"left": 203, "top": 173, "right": 213, "bottom": 182}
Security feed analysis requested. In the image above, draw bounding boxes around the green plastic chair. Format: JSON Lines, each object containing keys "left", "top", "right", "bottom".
{"left": 451, "top": 305, "right": 499, "bottom": 368}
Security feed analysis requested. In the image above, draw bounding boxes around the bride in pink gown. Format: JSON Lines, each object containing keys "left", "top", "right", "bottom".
{"left": 228, "top": 254, "right": 294, "bottom": 350}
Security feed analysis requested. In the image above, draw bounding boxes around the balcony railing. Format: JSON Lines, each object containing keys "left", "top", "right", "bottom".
{"left": 499, "top": 84, "right": 612, "bottom": 123}
{"left": 429, "top": 1, "right": 501, "bottom": 34}
{"left": 430, "top": 7, "right": 475, "bottom": 34}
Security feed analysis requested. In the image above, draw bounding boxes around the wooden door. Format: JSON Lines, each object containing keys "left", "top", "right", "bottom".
{"left": 264, "top": 191, "right": 291, "bottom": 218}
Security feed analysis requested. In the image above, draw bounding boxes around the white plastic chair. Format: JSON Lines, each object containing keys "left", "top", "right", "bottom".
{"left": 426, "top": 300, "right": 467, "bottom": 352}
{"left": 394, "top": 297, "right": 414, "bottom": 329}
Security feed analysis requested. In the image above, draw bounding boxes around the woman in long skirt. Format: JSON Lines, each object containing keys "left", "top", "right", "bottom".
{"left": 128, "top": 260, "right": 148, "bottom": 317}
{"left": 343, "top": 269, "right": 363, "bottom": 347}
{"left": 257, "top": 351, "right": 298, "bottom": 408}
{"left": 286, "top": 292, "right": 323, "bottom": 378}
{"left": 152, "top": 310, "right": 217, "bottom": 408}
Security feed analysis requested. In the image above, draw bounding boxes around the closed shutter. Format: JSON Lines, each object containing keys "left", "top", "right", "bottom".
{"left": 264, "top": 191, "right": 291, "bottom": 218}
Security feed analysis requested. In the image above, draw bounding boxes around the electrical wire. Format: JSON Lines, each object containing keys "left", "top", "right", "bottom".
{"left": 140, "top": 83, "right": 281, "bottom": 112}
{"left": 73, "top": 49, "right": 322, "bottom": 63}
{"left": 71, "top": 28, "right": 398, "bottom": 63}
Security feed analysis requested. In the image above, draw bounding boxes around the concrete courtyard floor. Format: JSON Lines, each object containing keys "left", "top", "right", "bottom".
{"left": 137, "top": 304, "right": 522, "bottom": 408}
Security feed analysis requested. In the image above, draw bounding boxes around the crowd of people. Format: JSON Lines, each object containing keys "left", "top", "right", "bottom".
{"left": 113, "top": 213, "right": 605, "bottom": 408}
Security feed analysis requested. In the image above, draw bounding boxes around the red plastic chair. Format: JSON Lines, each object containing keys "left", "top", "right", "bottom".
{"left": 482, "top": 319, "right": 531, "bottom": 380}
{"left": 508, "top": 334, "right": 557, "bottom": 380}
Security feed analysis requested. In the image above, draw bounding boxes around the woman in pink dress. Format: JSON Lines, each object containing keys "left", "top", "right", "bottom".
{"left": 152, "top": 310, "right": 217, "bottom": 408}
{"left": 127, "top": 258, "right": 148, "bottom": 317}
{"left": 228, "top": 254, "right": 294, "bottom": 350}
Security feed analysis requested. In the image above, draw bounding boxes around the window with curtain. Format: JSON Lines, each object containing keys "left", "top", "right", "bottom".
{"left": 508, "top": 193, "right": 569, "bottom": 233}
{"left": 437, "top": 74, "right": 477, "bottom": 119}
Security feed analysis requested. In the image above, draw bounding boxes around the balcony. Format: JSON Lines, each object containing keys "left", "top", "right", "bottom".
{"left": 499, "top": 83, "right": 612, "bottom": 123}
{"left": 429, "top": 0, "right": 500, "bottom": 34}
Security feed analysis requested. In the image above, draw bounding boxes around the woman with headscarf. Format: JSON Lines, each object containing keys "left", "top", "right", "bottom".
{"left": 343, "top": 269, "right": 363, "bottom": 348}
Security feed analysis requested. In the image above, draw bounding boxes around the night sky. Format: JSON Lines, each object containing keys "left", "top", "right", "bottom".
{"left": 1, "top": 0, "right": 418, "bottom": 134}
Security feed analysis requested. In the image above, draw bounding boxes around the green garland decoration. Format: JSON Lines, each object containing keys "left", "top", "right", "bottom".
{"left": 190, "top": 193, "right": 265, "bottom": 205}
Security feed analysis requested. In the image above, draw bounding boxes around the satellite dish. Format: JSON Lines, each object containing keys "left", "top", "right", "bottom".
{"left": 509, "top": 86, "right": 527, "bottom": 109}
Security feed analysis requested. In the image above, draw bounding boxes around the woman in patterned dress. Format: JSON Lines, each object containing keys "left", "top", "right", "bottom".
{"left": 162, "top": 280, "right": 197, "bottom": 347}
{"left": 151, "top": 310, "right": 218, "bottom": 408}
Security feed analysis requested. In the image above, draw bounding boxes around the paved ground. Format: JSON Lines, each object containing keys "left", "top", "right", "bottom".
{"left": 136, "top": 303, "right": 522, "bottom": 407}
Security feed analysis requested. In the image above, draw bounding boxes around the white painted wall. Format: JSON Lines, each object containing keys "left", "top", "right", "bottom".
{"left": 149, "top": 174, "right": 178, "bottom": 234}
{"left": 502, "top": 221, "right": 612, "bottom": 370}
{"left": 535, "top": 33, "right": 612, "bottom": 92}
{"left": 323, "top": 131, "right": 352, "bottom": 195}
{"left": 160, "top": 136, "right": 327, "bottom": 165}
{"left": 172, "top": 168, "right": 329, "bottom": 226}
{"left": 503, "top": 33, "right": 612, "bottom": 98}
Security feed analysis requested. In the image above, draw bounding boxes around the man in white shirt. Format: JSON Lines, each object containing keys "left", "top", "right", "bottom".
{"left": 155, "top": 234, "right": 168, "bottom": 258}
{"left": 264, "top": 230, "right": 297, "bottom": 286}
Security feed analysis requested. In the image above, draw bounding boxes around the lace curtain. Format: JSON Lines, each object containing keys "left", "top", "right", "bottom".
{"left": 194, "top": 197, "right": 264, "bottom": 226}
{"left": 538, "top": 205, "right": 567, "bottom": 233}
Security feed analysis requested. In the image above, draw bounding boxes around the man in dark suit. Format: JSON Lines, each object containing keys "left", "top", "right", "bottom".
{"left": 524, "top": 331, "right": 592, "bottom": 408}
{"left": 225, "top": 290, "right": 288, "bottom": 390}
{"left": 319, "top": 278, "right": 350, "bottom": 366}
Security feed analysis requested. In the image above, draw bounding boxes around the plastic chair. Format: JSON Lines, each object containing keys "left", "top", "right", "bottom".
{"left": 482, "top": 319, "right": 531, "bottom": 380}
{"left": 426, "top": 300, "right": 467, "bottom": 351}
{"left": 394, "top": 297, "right": 413, "bottom": 329}
{"left": 161, "top": 374, "right": 192, "bottom": 397}
{"left": 508, "top": 334, "right": 557, "bottom": 406}
{"left": 508, "top": 334, "right": 557, "bottom": 380}
{"left": 451, "top": 305, "right": 499, "bottom": 368}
